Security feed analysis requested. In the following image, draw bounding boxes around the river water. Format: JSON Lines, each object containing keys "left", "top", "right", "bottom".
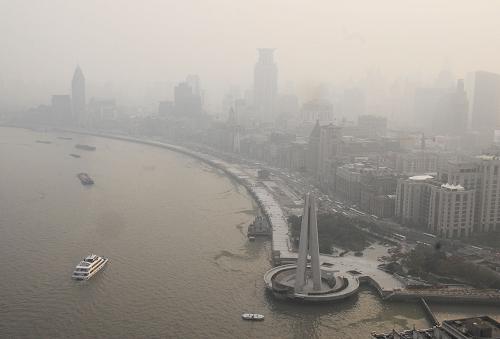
{"left": 0, "top": 126, "right": 498, "bottom": 338}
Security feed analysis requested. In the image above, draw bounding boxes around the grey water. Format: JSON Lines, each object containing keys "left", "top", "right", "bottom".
{"left": 1, "top": 127, "right": 498, "bottom": 338}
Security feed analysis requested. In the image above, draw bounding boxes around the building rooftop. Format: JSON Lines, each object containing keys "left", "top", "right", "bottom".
{"left": 409, "top": 174, "right": 434, "bottom": 181}
{"left": 442, "top": 316, "right": 500, "bottom": 339}
{"left": 441, "top": 183, "right": 465, "bottom": 191}
{"left": 477, "top": 154, "right": 500, "bottom": 161}
{"left": 372, "top": 316, "right": 500, "bottom": 339}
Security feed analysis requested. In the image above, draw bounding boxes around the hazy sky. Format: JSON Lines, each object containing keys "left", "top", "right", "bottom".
{"left": 1, "top": 0, "right": 500, "bottom": 110}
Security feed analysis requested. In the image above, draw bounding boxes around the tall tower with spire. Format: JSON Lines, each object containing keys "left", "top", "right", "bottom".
{"left": 72, "top": 65, "right": 86, "bottom": 125}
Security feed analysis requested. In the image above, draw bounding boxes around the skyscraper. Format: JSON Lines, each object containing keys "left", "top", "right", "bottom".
{"left": 254, "top": 48, "right": 278, "bottom": 122}
{"left": 71, "top": 65, "right": 86, "bottom": 125}
{"left": 468, "top": 71, "right": 500, "bottom": 132}
{"left": 450, "top": 79, "right": 469, "bottom": 135}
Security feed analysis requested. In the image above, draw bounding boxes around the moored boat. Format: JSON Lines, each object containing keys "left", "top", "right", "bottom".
{"left": 72, "top": 254, "right": 108, "bottom": 280}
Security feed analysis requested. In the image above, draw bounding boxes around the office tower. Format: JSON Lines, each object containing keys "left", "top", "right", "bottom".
{"left": 451, "top": 79, "right": 469, "bottom": 135}
{"left": 318, "top": 124, "right": 342, "bottom": 185}
{"left": 254, "top": 48, "right": 278, "bottom": 122}
{"left": 469, "top": 71, "right": 500, "bottom": 133}
{"left": 71, "top": 66, "right": 86, "bottom": 124}
{"left": 186, "top": 74, "right": 203, "bottom": 106}
{"left": 430, "top": 79, "right": 469, "bottom": 135}
{"left": 306, "top": 121, "right": 321, "bottom": 176}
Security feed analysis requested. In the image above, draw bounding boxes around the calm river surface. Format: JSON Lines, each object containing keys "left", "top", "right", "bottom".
{"left": 1, "top": 126, "right": 499, "bottom": 338}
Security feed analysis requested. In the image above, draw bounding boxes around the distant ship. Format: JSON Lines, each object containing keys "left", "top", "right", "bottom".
{"left": 75, "top": 144, "right": 96, "bottom": 151}
{"left": 72, "top": 254, "right": 108, "bottom": 280}
{"left": 77, "top": 173, "right": 94, "bottom": 185}
{"left": 57, "top": 136, "right": 73, "bottom": 140}
{"left": 36, "top": 140, "right": 52, "bottom": 144}
{"left": 69, "top": 154, "right": 81, "bottom": 158}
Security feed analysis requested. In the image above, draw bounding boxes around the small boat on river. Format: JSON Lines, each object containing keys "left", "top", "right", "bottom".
{"left": 77, "top": 173, "right": 94, "bottom": 185}
{"left": 75, "top": 144, "right": 96, "bottom": 151}
{"left": 72, "top": 254, "right": 108, "bottom": 280}
{"left": 241, "top": 313, "right": 264, "bottom": 321}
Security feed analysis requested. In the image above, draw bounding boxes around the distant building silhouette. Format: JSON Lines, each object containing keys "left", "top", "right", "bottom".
{"left": 186, "top": 74, "right": 203, "bottom": 106}
{"left": 71, "top": 66, "right": 86, "bottom": 125}
{"left": 158, "top": 100, "right": 175, "bottom": 116}
{"left": 301, "top": 99, "right": 334, "bottom": 124}
{"left": 254, "top": 48, "right": 278, "bottom": 122}
{"left": 450, "top": 79, "right": 469, "bottom": 135}
{"left": 88, "top": 98, "right": 117, "bottom": 123}
{"left": 51, "top": 95, "right": 72, "bottom": 124}
{"left": 342, "top": 88, "right": 365, "bottom": 122}
{"left": 358, "top": 115, "right": 387, "bottom": 137}
{"left": 469, "top": 71, "right": 500, "bottom": 133}
{"left": 174, "top": 80, "right": 202, "bottom": 116}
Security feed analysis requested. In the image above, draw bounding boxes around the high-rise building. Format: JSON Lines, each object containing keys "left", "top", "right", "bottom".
{"left": 395, "top": 174, "right": 475, "bottom": 238}
{"left": 318, "top": 124, "right": 342, "bottom": 186}
{"left": 475, "top": 155, "right": 500, "bottom": 232}
{"left": 186, "top": 74, "right": 203, "bottom": 106}
{"left": 395, "top": 155, "right": 500, "bottom": 237}
{"left": 429, "top": 79, "right": 469, "bottom": 135}
{"left": 450, "top": 79, "right": 469, "bottom": 135}
{"left": 254, "top": 48, "right": 278, "bottom": 122}
{"left": 71, "top": 65, "right": 86, "bottom": 125}
{"left": 306, "top": 121, "right": 321, "bottom": 176}
{"left": 468, "top": 71, "right": 500, "bottom": 133}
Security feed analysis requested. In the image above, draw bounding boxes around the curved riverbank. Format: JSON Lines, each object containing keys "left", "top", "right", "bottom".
{"left": 7, "top": 125, "right": 500, "bottom": 307}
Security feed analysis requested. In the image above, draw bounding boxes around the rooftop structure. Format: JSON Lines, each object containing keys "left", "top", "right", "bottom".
{"left": 372, "top": 316, "right": 500, "bottom": 339}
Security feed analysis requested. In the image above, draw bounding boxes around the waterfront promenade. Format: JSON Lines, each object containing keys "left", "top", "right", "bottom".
{"left": 23, "top": 126, "right": 500, "bottom": 304}
{"left": 56, "top": 129, "right": 406, "bottom": 297}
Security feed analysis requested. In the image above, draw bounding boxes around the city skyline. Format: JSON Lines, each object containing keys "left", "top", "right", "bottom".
{"left": 3, "top": 1, "right": 500, "bottom": 110}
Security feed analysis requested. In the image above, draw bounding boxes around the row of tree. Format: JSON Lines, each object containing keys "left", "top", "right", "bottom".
{"left": 287, "top": 213, "right": 373, "bottom": 253}
{"left": 403, "top": 244, "right": 500, "bottom": 289}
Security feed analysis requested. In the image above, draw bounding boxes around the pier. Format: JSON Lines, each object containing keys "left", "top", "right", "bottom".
{"left": 420, "top": 297, "right": 440, "bottom": 326}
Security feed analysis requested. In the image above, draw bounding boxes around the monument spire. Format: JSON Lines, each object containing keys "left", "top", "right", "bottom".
{"left": 294, "top": 193, "right": 321, "bottom": 292}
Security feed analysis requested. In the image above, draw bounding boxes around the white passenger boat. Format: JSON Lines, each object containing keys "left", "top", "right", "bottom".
{"left": 72, "top": 254, "right": 108, "bottom": 280}
{"left": 241, "top": 313, "right": 264, "bottom": 321}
